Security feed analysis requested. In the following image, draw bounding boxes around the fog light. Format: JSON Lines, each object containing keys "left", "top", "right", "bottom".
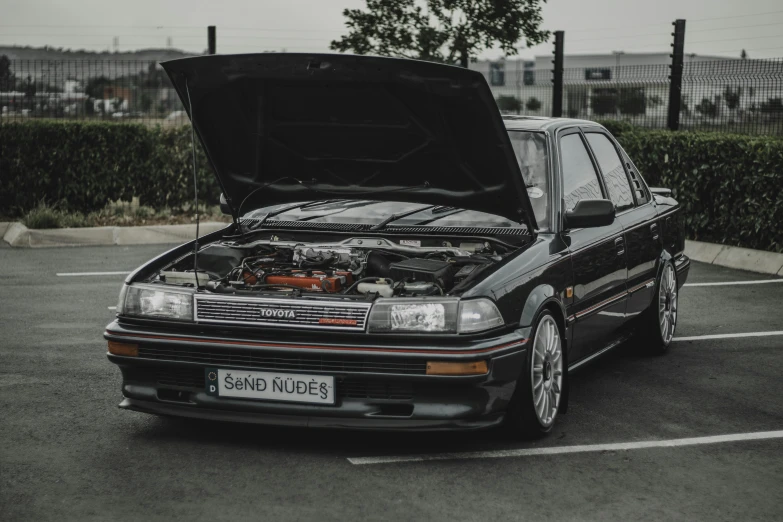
{"left": 426, "top": 360, "right": 488, "bottom": 375}
{"left": 108, "top": 341, "right": 138, "bottom": 357}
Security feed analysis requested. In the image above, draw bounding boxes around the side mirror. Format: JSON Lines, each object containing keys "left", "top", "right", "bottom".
{"left": 649, "top": 187, "right": 672, "bottom": 197}
{"left": 564, "top": 199, "right": 615, "bottom": 229}
{"left": 219, "top": 193, "right": 232, "bottom": 215}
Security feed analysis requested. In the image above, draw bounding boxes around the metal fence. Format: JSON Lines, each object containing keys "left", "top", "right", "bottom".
{"left": 2, "top": 58, "right": 783, "bottom": 134}
{"left": 487, "top": 58, "right": 783, "bottom": 135}
{"left": 0, "top": 59, "right": 189, "bottom": 126}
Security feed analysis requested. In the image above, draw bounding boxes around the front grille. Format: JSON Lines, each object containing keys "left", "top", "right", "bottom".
{"left": 151, "top": 366, "right": 414, "bottom": 400}
{"left": 195, "top": 296, "right": 370, "bottom": 331}
{"left": 137, "top": 344, "right": 427, "bottom": 375}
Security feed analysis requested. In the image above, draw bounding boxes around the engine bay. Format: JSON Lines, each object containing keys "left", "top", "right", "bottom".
{"left": 153, "top": 236, "right": 517, "bottom": 298}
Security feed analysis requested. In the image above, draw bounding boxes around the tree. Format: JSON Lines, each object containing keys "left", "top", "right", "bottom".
{"left": 695, "top": 97, "right": 718, "bottom": 118}
{"left": 329, "top": 0, "right": 550, "bottom": 67}
{"left": 85, "top": 76, "right": 111, "bottom": 99}
{"left": 723, "top": 86, "right": 741, "bottom": 110}
{"left": 496, "top": 95, "right": 521, "bottom": 113}
{"left": 741, "top": 49, "right": 748, "bottom": 59}
{"left": 525, "top": 97, "right": 542, "bottom": 111}
{"left": 0, "top": 55, "right": 15, "bottom": 91}
{"left": 760, "top": 97, "right": 783, "bottom": 115}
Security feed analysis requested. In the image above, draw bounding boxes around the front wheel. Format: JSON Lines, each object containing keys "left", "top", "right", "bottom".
{"left": 636, "top": 261, "right": 678, "bottom": 354}
{"left": 504, "top": 311, "right": 564, "bottom": 439}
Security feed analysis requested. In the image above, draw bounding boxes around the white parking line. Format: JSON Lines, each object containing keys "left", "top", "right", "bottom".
{"left": 107, "top": 306, "right": 117, "bottom": 310}
{"left": 56, "top": 271, "right": 129, "bottom": 277}
{"left": 685, "top": 279, "right": 783, "bottom": 287}
{"left": 347, "top": 430, "right": 783, "bottom": 465}
{"left": 673, "top": 331, "right": 783, "bottom": 342}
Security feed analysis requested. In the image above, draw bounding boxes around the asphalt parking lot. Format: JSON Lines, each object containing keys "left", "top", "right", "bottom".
{"left": 1, "top": 243, "right": 781, "bottom": 521}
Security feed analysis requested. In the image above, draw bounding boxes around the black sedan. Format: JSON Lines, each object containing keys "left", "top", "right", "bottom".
{"left": 104, "top": 54, "right": 689, "bottom": 438}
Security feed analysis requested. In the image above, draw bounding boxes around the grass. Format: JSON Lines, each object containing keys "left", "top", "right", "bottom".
{"left": 22, "top": 200, "right": 231, "bottom": 229}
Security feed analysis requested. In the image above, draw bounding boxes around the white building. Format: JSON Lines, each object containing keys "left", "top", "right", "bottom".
{"left": 469, "top": 53, "right": 782, "bottom": 126}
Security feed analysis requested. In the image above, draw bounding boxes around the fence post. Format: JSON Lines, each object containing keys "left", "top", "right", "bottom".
{"left": 208, "top": 26, "right": 217, "bottom": 55}
{"left": 552, "top": 31, "right": 564, "bottom": 118}
{"left": 667, "top": 19, "right": 686, "bottom": 130}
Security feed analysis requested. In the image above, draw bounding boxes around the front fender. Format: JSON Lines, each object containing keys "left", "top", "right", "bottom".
{"left": 518, "top": 284, "right": 567, "bottom": 328}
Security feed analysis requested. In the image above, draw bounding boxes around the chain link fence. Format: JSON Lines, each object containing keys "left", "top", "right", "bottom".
{"left": 2, "top": 57, "right": 783, "bottom": 134}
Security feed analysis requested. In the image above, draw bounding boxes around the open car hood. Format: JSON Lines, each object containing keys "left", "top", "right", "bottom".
{"left": 161, "top": 53, "right": 537, "bottom": 229}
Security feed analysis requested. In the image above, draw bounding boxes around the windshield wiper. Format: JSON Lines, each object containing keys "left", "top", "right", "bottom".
{"left": 370, "top": 205, "right": 437, "bottom": 231}
{"left": 411, "top": 208, "right": 467, "bottom": 226}
{"left": 248, "top": 199, "right": 346, "bottom": 228}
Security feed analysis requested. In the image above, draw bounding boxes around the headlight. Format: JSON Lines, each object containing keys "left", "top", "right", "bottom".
{"left": 121, "top": 284, "right": 194, "bottom": 321}
{"left": 367, "top": 298, "right": 503, "bottom": 334}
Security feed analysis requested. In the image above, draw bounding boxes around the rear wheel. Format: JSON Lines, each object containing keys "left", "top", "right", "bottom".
{"left": 636, "top": 261, "right": 678, "bottom": 354}
{"left": 504, "top": 311, "right": 563, "bottom": 439}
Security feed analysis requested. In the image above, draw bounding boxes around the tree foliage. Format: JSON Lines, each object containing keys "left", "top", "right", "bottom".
{"left": 496, "top": 95, "right": 521, "bottom": 113}
{"left": 329, "top": 0, "right": 550, "bottom": 67}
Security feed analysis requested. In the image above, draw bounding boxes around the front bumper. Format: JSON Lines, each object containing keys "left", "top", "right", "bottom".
{"left": 105, "top": 322, "right": 529, "bottom": 431}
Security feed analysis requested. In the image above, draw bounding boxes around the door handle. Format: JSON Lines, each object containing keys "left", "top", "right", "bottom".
{"left": 650, "top": 223, "right": 659, "bottom": 240}
{"left": 615, "top": 237, "right": 625, "bottom": 256}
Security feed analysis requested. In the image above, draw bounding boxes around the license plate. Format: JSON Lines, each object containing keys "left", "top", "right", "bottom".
{"left": 205, "top": 368, "right": 335, "bottom": 405}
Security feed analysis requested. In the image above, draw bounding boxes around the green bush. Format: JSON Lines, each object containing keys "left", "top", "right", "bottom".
{"left": 2, "top": 121, "right": 782, "bottom": 252}
{"left": 0, "top": 121, "right": 219, "bottom": 216}
{"left": 614, "top": 129, "right": 783, "bottom": 252}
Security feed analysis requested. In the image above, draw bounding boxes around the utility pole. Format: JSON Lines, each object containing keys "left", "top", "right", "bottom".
{"left": 667, "top": 19, "right": 686, "bottom": 130}
{"left": 552, "top": 31, "right": 564, "bottom": 118}
{"left": 208, "top": 26, "right": 216, "bottom": 55}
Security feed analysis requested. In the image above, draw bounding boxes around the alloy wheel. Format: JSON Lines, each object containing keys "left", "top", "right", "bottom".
{"left": 659, "top": 264, "right": 678, "bottom": 344}
{"left": 531, "top": 315, "right": 563, "bottom": 427}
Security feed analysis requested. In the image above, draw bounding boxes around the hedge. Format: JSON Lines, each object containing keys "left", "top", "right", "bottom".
{"left": 0, "top": 121, "right": 219, "bottom": 215}
{"left": 1, "top": 121, "right": 781, "bottom": 252}
{"left": 611, "top": 129, "right": 783, "bottom": 253}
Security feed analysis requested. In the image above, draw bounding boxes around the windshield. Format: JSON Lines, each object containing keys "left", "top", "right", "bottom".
{"left": 508, "top": 131, "right": 550, "bottom": 231}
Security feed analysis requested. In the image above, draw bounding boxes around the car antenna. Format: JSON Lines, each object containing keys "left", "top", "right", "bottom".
{"left": 185, "top": 77, "right": 201, "bottom": 289}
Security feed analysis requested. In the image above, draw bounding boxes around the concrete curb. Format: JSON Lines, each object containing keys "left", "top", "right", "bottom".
{"left": 2, "top": 222, "right": 229, "bottom": 248}
{"left": 685, "top": 240, "right": 783, "bottom": 276}
{"left": 3, "top": 222, "right": 782, "bottom": 275}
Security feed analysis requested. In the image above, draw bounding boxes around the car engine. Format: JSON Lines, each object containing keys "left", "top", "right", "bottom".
{"left": 155, "top": 237, "right": 507, "bottom": 298}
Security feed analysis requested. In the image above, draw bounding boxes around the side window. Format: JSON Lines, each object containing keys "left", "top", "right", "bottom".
{"left": 585, "top": 133, "right": 634, "bottom": 211}
{"left": 560, "top": 133, "right": 603, "bottom": 211}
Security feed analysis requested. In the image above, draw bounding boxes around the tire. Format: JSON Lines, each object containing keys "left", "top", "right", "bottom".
{"left": 635, "top": 260, "right": 678, "bottom": 354}
{"left": 504, "top": 310, "right": 564, "bottom": 439}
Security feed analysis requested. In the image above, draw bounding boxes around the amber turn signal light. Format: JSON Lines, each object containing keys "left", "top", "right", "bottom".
{"left": 108, "top": 340, "right": 139, "bottom": 357}
{"left": 426, "top": 360, "right": 488, "bottom": 376}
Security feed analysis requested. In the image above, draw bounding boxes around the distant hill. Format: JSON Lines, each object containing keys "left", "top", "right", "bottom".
{"left": 0, "top": 46, "right": 198, "bottom": 63}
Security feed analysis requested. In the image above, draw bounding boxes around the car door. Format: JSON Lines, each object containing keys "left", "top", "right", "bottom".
{"left": 584, "top": 130, "right": 659, "bottom": 318}
{"left": 559, "top": 129, "right": 628, "bottom": 363}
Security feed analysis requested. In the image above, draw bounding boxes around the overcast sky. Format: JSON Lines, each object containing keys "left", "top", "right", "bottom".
{"left": 2, "top": 0, "right": 783, "bottom": 60}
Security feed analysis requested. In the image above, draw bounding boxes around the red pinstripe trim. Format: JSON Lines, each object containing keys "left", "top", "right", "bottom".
{"left": 104, "top": 331, "right": 527, "bottom": 355}
{"left": 575, "top": 291, "right": 627, "bottom": 318}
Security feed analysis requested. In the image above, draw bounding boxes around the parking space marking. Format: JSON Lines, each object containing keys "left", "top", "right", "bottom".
{"left": 56, "top": 271, "right": 129, "bottom": 277}
{"left": 347, "top": 430, "right": 783, "bottom": 465}
{"left": 685, "top": 279, "right": 783, "bottom": 287}
{"left": 673, "top": 331, "right": 783, "bottom": 342}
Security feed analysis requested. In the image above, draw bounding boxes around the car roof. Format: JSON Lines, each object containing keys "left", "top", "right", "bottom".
{"left": 502, "top": 115, "right": 606, "bottom": 132}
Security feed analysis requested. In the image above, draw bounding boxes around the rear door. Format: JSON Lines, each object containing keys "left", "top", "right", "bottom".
{"left": 560, "top": 129, "right": 628, "bottom": 363}
{"left": 584, "top": 130, "right": 659, "bottom": 318}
